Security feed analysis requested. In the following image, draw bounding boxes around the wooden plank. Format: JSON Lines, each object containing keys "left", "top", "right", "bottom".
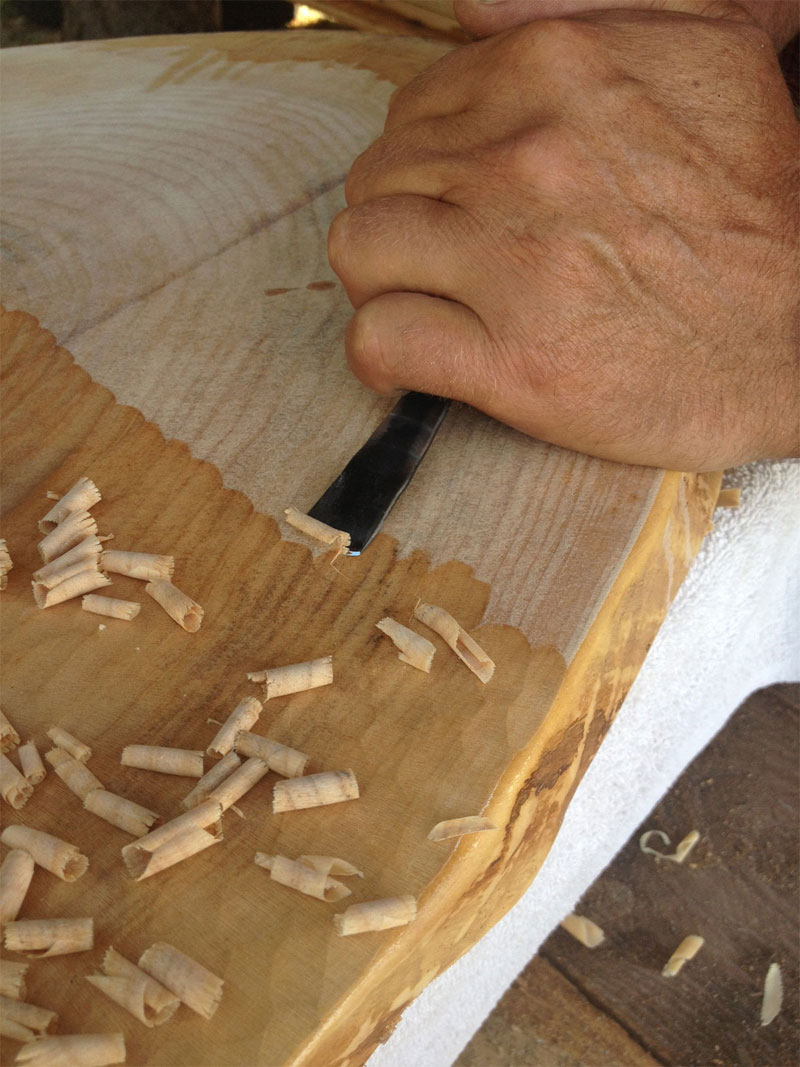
{"left": 0, "top": 31, "right": 720, "bottom": 1067}
{"left": 542, "top": 686, "right": 800, "bottom": 1066}
{"left": 456, "top": 956, "right": 661, "bottom": 1067}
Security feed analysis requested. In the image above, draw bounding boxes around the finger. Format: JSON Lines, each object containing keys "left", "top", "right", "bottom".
{"left": 345, "top": 115, "right": 474, "bottom": 207}
{"left": 383, "top": 40, "right": 488, "bottom": 130}
{"left": 345, "top": 292, "right": 498, "bottom": 408}
{"left": 328, "top": 195, "right": 475, "bottom": 309}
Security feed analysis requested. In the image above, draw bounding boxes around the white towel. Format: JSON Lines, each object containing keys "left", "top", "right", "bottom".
{"left": 369, "top": 458, "right": 800, "bottom": 1067}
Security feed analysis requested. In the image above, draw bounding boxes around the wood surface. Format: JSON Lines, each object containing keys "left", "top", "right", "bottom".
{"left": 539, "top": 685, "right": 800, "bottom": 1067}
{"left": 0, "top": 31, "right": 720, "bottom": 1067}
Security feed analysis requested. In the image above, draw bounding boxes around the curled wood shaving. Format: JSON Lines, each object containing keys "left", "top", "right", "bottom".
{"left": 297, "top": 856, "right": 364, "bottom": 879}
{"left": 18, "top": 742, "right": 46, "bottom": 785}
{"left": 207, "top": 757, "right": 270, "bottom": 811}
{"left": 1, "top": 825, "right": 89, "bottom": 882}
{"left": 334, "top": 896, "right": 417, "bottom": 936}
{"left": 0, "top": 995, "right": 57, "bottom": 1036}
{"left": 14, "top": 1033, "right": 125, "bottom": 1066}
{"left": 0, "top": 754, "right": 33, "bottom": 809}
{"left": 207, "top": 697, "right": 262, "bottom": 760}
{"left": 234, "top": 732, "right": 308, "bottom": 778}
{"left": 121, "top": 799, "right": 223, "bottom": 863}
{"left": 662, "top": 934, "right": 704, "bottom": 977}
{"left": 181, "top": 752, "right": 242, "bottom": 810}
{"left": 46, "top": 727, "right": 91, "bottom": 763}
{"left": 81, "top": 596, "right": 140, "bottom": 621}
{"left": 428, "top": 816, "right": 498, "bottom": 842}
{"left": 560, "top": 913, "right": 605, "bottom": 948}
{"left": 0, "top": 960, "right": 29, "bottom": 1000}
{"left": 138, "top": 942, "right": 223, "bottom": 1020}
{"left": 0, "top": 538, "right": 13, "bottom": 590}
{"left": 101, "top": 550, "right": 174, "bottom": 581}
{"left": 284, "top": 507, "right": 350, "bottom": 559}
{"left": 123, "top": 827, "right": 220, "bottom": 881}
{"left": 37, "top": 510, "right": 98, "bottom": 563}
{"left": 254, "top": 854, "right": 351, "bottom": 902}
{"left": 45, "top": 749, "right": 103, "bottom": 801}
{"left": 376, "top": 617, "right": 435, "bottom": 672}
{"left": 0, "top": 849, "right": 35, "bottom": 923}
{"left": 84, "top": 790, "right": 161, "bottom": 837}
{"left": 38, "top": 477, "right": 101, "bottom": 532}
{"left": 273, "top": 770, "right": 359, "bottom": 813}
{"left": 413, "top": 602, "right": 494, "bottom": 683}
{"left": 121, "top": 745, "right": 203, "bottom": 778}
{"left": 0, "top": 708, "right": 20, "bottom": 752}
{"left": 145, "top": 579, "right": 204, "bottom": 633}
{"left": 32, "top": 536, "right": 102, "bottom": 583}
{"left": 253, "top": 656, "right": 333, "bottom": 699}
{"left": 639, "top": 829, "right": 700, "bottom": 864}
{"left": 4, "top": 917, "right": 94, "bottom": 958}
{"left": 33, "top": 566, "right": 112, "bottom": 610}
{"left": 761, "top": 962, "right": 783, "bottom": 1027}
{"left": 86, "top": 947, "right": 180, "bottom": 1028}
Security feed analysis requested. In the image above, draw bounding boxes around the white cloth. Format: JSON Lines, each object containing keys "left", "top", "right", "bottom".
{"left": 369, "top": 458, "right": 800, "bottom": 1067}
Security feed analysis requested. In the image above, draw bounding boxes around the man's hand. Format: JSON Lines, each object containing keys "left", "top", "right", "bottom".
{"left": 328, "top": 4, "right": 799, "bottom": 470}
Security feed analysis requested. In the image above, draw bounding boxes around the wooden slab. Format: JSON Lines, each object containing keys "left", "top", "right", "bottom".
{"left": 0, "top": 31, "right": 719, "bottom": 1067}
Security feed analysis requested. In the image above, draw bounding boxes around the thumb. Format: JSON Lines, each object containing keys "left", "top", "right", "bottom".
{"left": 345, "top": 291, "right": 496, "bottom": 407}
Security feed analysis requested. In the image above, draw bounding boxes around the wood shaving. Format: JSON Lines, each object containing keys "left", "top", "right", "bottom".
{"left": 296, "top": 856, "right": 364, "bottom": 878}
{"left": 81, "top": 596, "right": 140, "bottom": 621}
{"left": 101, "top": 550, "right": 174, "bottom": 581}
{"left": 87, "top": 946, "right": 180, "bottom": 1028}
{"left": 284, "top": 506, "right": 350, "bottom": 559}
{"left": 662, "top": 934, "right": 704, "bottom": 977}
{"left": 560, "top": 913, "right": 605, "bottom": 948}
{"left": 207, "top": 757, "right": 270, "bottom": 812}
{"left": 253, "top": 656, "right": 333, "bottom": 699}
{"left": 0, "top": 960, "right": 28, "bottom": 999}
{"left": 14, "top": 1033, "right": 125, "bottom": 1066}
{"left": 33, "top": 566, "right": 111, "bottom": 609}
{"left": 334, "top": 896, "right": 417, "bottom": 936}
{"left": 46, "top": 726, "right": 92, "bottom": 762}
{"left": 0, "top": 849, "right": 36, "bottom": 923}
{"left": 273, "top": 770, "right": 359, "bottom": 813}
{"left": 207, "top": 697, "right": 262, "bottom": 760}
{"left": 32, "top": 536, "right": 102, "bottom": 582}
{"left": 413, "top": 602, "right": 494, "bottom": 683}
{"left": 761, "top": 961, "right": 783, "bottom": 1026}
{"left": 0, "top": 754, "right": 33, "bottom": 809}
{"left": 376, "top": 617, "right": 435, "bottom": 672}
{"left": 234, "top": 732, "right": 308, "bottom": 778}
{"left": 254, "top": 853, "right": 351, "bottom": 902}
{"left": 122, "top": 799, "right": 223, "bottom": 861}
{"left": 45, "top": 749, "right": 103, "bottom": 800}
{"left": 0, "top": 708, "right": 20, "bottom": 752}
{"left": 639, "top": 828, "right": 700, "bottom": 864}
{"left": 138, "top": 942, "right": 223, "bottom": 1020}
{"left": 145, "top": 579, "right": 203, "bottom": 632}
{"left": 4, "top": 917, "right": 94, "bottom": 958}
{"left": 1, "top": 825, "right": 89, "bottom": 882}
{"left": 84, "top": 790, "right": 161, "bottom": 837}
{"left": 38, "top": 477, "right": 101, "bottom": 532}
{"left": 18, "top": 742, "right": 46, "bottom": 785}
{"left": 33, "top": 557, "right": 102, "bottom": 592}
{"left": 428, "top": 816, "right": 498, "bottom": 842}
{"left": 0, "top": 538, "right": 13, "bottom": 590}
{"left": 181, "top": 752, "right": 242, "bottom": 810}
{"left": 37, "top": 509, "right": 98, "bottom": 563}
{"left": 0, "top": 995, "right": 57, "bottom": 1037}
{"left": 121, "top": 745, "right": 203, "bottom": 778}
{"left": 122, "top": 826, "right": 220, "bottom": 881}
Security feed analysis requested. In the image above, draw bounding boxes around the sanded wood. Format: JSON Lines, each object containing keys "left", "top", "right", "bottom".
{"left": 0, "top": 32, "right": 720, "bottom": 1067}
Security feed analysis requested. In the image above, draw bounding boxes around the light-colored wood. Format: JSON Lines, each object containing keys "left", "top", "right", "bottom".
{"left": 0, "top": 31, "right": 719, "bottom": 1067}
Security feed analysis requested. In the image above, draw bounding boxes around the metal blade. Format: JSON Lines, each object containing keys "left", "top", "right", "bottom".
{"left": 308, "top": 391, "right": 450, "bottom": 555}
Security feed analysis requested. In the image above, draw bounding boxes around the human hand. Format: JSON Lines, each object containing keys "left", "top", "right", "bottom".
{"left": 328, "top": 4, "right": 799, "bottom": 470}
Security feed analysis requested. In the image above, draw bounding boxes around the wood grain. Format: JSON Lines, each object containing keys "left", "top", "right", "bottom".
{"left": 0, "top": 31, "right": 721, "bottom": 1066}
